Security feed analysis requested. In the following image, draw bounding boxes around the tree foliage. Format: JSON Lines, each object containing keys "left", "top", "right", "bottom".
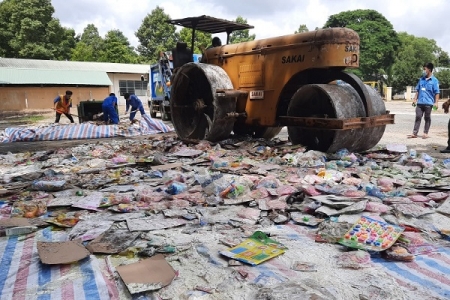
{"left": 295, "top": 24, "right": 309, "bottom": 34}
{"left": 390, "top": 32, "right": 443, "bottom": 92}
{"left": 179, "top": 28, "right": 212, "bottom": 54}
{"left": 71, "top": 24, "right": 104, "bottom": 62}
{"left": 0, "top": 0, "right": 76, "bottom": 59}
{"left": 135, "top": 6, "right": 178, "bottom": 63}
{"left": 229, "top": 16, "right": 255, "bottom": 44}
{"left": 99, "top": 30, "right": 139, "bottom": 63}
{"left": 324, "top": 9, "right": 400, "bottom": 81}
{"left": 435, "top": 69, "right": 450, "bottom": 89}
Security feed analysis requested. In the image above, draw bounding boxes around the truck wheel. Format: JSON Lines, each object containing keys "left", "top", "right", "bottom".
{"left": 149, "top": 102, "right": 157, "bottom": 118}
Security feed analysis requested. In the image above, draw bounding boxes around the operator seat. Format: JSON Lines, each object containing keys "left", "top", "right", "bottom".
{"left": 172, "top": 42, "right": 193, "bottom": 68}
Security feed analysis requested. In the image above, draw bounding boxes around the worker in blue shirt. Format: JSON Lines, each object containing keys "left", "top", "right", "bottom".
{"left": 124, "top": 93, "right": 146, "bottom": 123}
{"left": 409, "top": 62, "right": 440, "bottom": 139}
{"left": 102, "top": 93, "right": 119, "bottom": 124}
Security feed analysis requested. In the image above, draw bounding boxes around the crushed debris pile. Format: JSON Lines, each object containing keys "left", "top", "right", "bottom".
{"left": 1, "top": 135, "right": 450, "bottom": 299}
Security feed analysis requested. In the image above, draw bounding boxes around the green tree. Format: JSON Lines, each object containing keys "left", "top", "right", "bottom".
{"left": 435, "top": 69, "right": 450, "bottom": 89}
{"left": 229, "top": 16, "right": 255, "bottom": 44}
{"left": 391, "top": 32, "right": 442, "bottom": 92}
{"left": 295, "top": 24, "right": 309, "bottom": 34}
{"left": 135, "top": 6, "right": 178, "bottom": 63}
{"left": 71, "top": 24, "right": 104, "bottom": 61}
{"left": 99, "top": 30, "right": 139, "bottom": 63}
{"left": 324, "top": 9, "right": 400, "bottom": 81}
{"left": 0, "top": 0, "right": 76, "bottom": 59}
{"left": 179, "top": 28, "right": 211, "bottom": 54}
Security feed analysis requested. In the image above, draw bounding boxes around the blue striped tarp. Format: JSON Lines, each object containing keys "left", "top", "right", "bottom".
{"left": 1, "top": 115, "right": 173, "bottom": 143}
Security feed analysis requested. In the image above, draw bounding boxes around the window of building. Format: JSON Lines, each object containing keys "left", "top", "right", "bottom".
{"left": 119, "top": 80, "right": 148, "bottom": 96}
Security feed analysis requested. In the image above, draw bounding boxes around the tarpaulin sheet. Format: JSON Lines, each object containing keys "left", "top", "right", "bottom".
{"left": 1, "top": 115, "right": 173, "bottom": 143}
{"left": 0, "top": 227, "right": 119, "bottom": 300}
{"left": 237, "top": 224, "right": 450, "bottom": 299}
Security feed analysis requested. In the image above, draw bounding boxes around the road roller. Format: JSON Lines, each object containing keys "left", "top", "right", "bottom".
{"left": 167, "top": 15, "right": 394, "bottom": 153}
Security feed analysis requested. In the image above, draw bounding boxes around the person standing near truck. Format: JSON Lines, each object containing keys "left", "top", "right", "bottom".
{"left": 54, "top": 90, "right": 75, "bottom": 123}
{"left": 409, "top": 62, "right": 440, "bottom": 139}
{"left": 124, "top": 93, "right": 146, "bottom": 123}
{"left": 102, "top": 93, "right": 119, "bottom": 124}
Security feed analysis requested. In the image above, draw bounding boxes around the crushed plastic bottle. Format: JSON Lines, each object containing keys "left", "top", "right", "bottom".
{"left": 409, "top": 149, "right": 417, "bottom": 159}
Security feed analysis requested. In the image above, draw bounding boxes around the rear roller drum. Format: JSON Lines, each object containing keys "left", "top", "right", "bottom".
{"left": 170, "top": 63, "right": 236, "bottom": 142}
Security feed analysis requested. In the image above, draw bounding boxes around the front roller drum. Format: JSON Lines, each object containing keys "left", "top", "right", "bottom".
{"left": 287, "top": 84, "right": 385, "bottom": 153}
{"left": 170, "top": 63, "right": 236, "bottom": 142}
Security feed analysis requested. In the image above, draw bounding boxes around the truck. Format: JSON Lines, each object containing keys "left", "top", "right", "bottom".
{"left": 166, "top": 15, "right": 394, "bottom": 153}
{"left": 148, "top": 51, "right": 202, "bottom": 121}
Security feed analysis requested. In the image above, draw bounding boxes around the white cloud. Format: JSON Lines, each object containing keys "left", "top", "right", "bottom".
{"left": 51, "top": 0, "right": 450, "bottom": 53}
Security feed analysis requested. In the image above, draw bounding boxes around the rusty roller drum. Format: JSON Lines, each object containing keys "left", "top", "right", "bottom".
{"left": 170, "top": 63, "right": 236, "bottom": 141}
{"left": 287, "top": 83, "right": 385, "bottom": 153}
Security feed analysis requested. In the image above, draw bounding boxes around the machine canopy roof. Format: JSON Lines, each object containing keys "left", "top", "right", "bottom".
{"left": 167, "top": 15, "right": 254, "bottom": 34}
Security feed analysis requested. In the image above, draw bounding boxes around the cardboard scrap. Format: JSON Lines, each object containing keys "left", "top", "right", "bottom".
{"left": 86, "top": 229, "right": 140, "bottom": 254}
{"left": 219, "top": 231, "right": 287, "bottom": 266}
{"left": 126, "top": 217, "right": 187, "bottom": 232}
{"left": 315, "top": 200, "right": 368, "bottom": 216}
{"left": 115, "top": 254, "right": 176, "bottom": 294}
{"left": 37, "top": 241, "right": 90, "bottom": 264}
{"left": 151, "top": 162, "right": 183, "bottom": 171}
{"left": 0, "top": 217, "right": 32, "bottom": 227}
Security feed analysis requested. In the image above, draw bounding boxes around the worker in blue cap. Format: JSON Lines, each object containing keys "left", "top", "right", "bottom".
{"left": 102, "top": 93, "right": 119, "bottom": 124}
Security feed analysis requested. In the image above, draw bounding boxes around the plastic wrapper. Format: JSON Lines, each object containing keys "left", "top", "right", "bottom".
{"left": 46, "top": 211, "right": 84, "bottom": 227}
{"left": 427, "top": 192, "right": 449, "bottom": 201}
{"left": 195, "top": 171, "right": 224, "bottom": 195}
{"left": 31, "top": 180, "right": 66, "bottom": 192}
{"left": 408, "top": 194, "right": 429, "bottom": 202}
{"left": 237, "top": 207, "right": 261, "bottom": 222}
{"left": 336, "top": 250, "right": 372, "bottom": 269}
{"left": 383, "top": 246, "right": 414, "bottom": 261}
{"left": 343, "top": 190, "right": 366, "bottom": 198}
{"left": 301, "top": 185, "right": 321, "bottom": 196}
{"left": 109, "top": 203, "right": 138, "bottom": 213}
{"left": 99, "top": 193, "right": 133, "bottom": 207}
{"left": 365, "top": 201, "right": 392, "bottom": 213}
{"left": 249, "top": 187, "right": 270, "bottom": 199}
{"left": 341, "top": 177, "right": 362, "bottom": 186}
{"left": 256, "top": 176, "right": 280, "bottom": 189}
{"left": 276, "top": 185, "right": 298, "bottom": 196}
{"left": 11, "top": 200, "right": 47, "bottom": 218}
{"left": 135, "top": 189, "right": 164, "bottom": 202}
{"left": 111, "top": 155, "right": 132, "bottom": 164}
{"left": 162, "top": 170, "right": 186, "bottom": 185}
{"left": 377, "top": 177, "right": 394, "bottom": 192}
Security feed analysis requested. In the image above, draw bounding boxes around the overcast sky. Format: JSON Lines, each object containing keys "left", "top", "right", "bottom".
{"left": 52, "top": 0, "right": 450, "bottom": 53}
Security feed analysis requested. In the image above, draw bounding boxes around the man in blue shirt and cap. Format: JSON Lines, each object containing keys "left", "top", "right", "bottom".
{"left": 409, "top": 62, "right": 440, "bottom": 139}
{"left": 102, "top": 93, "right": 119, "bottom": 124}
{"left": 124, "top": 93, "right": 146, "bottom": 123}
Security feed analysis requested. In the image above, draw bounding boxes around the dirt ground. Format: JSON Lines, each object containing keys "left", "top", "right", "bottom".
{"left": 1, "top": 101, "right": 450, "bottom": 158}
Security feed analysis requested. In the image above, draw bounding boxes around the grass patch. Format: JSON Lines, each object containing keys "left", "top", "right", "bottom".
{"left": 14, "top": 115, "right": 46, "bottom": 123}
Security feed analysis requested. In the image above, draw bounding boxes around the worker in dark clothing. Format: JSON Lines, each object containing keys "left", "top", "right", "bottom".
{"left": 53, "top": 90, "right": 75, "bottom": 123}
{"left": 207, "top": 37, "right": 222, "bottom": 49}
{"left": 102, "top": 93, "right": 119, "bottom": 124}
{"left": 124, "top": 93, "right": 146, "bottom": 123}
